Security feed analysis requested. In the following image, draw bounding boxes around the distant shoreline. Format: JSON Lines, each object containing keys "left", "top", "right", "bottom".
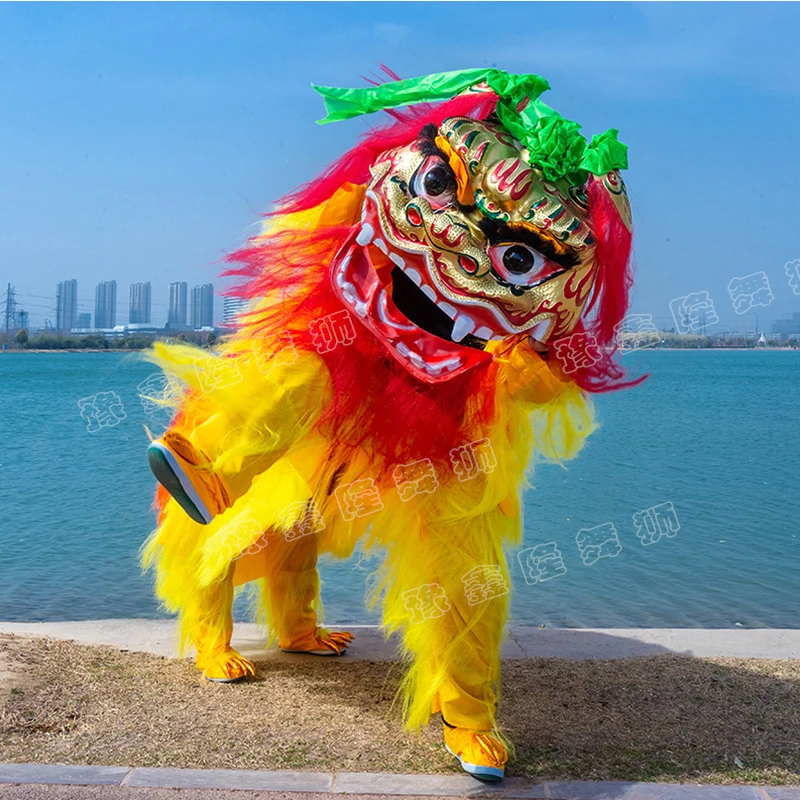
{"left": 1, "top": 348, "right": 138, "bottom": 353}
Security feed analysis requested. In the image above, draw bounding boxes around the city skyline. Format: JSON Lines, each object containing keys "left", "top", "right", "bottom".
{"left": 2, "top": 278, "right": 223, "bottom": 332}
{"left": 1, "top": 4, "right": 798, "bottom": 334}
{"left": 3, "top": 272, "right": 798, "bottom": 337}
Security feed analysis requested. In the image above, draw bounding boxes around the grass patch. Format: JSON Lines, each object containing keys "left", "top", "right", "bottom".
{"left": 1, "top": 634, "right": 798, "bottom": 784}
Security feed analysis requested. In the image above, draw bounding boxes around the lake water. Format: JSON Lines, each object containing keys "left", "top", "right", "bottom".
{"left": 1, "top": 349, "right": 798, "bottom": 628}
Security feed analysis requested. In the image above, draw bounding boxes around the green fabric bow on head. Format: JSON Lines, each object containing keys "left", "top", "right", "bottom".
{"left": 313, "top": 68, "right": 628, "bottom": 185}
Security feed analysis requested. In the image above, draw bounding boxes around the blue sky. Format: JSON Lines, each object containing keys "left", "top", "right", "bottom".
{"left": 1, "top": 2, "right": 799, "bottom": 330}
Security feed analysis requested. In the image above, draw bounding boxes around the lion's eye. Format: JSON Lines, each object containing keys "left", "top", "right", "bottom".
{"left": 502, "top": 245, "right": 535, "bottom": 274}
{"left": 489, "top": 243, "right": 548, "bottom": 286}
{"left": 411, "top": 156, "right": 456, "bottom": 210}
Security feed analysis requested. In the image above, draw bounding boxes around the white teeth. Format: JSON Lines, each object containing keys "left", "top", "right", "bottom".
{"left": 437, "top": 301, "right": 457, "bottom": 319}
{"left": 356, "top": 223, "right": 374, "bottom": 246}
{"left": 475, "top": 325, "right": 494, "bottom": 340}
{"left": 389, "top": 252, "right": 405, "bottom": 268}
{"left": 405, "top": 268, "right": 422, "bottom": 286}
{"left": 374, "top": 238, "right": 388, "bottom": 254}
{"left": 342, "top": 284, "right": 357, "bottom": 303}
{"left": 528, "top": 319, "right": 551, "bottom": 341}
{"left": 377, "top": 288, "right": 416, "bottom": 331}
{"left": 420, "top": 285, "right": 436, "bottom": 302}
{"left": 451, "top": 314, "right": 476, "bottom": 343}
{"left": 393, "top": 341, "right": 462, "bottom": 376}
{"left": 424, "top": 357, "right": 461, "bottom": 375}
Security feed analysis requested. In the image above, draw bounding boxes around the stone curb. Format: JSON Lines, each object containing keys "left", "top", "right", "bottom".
{"left": 3, "top": 622, "right": 800, "bottom": 661}
{"left": 1, "top": 765, "right": 798, "bottom": 798}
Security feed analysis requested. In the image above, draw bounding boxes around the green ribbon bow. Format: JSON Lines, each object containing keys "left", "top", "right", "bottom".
{"left": 313, "top": 68, "right": 628, "bottom": 184}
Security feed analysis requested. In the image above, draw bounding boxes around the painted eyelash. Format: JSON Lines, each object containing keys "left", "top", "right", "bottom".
{"left": 479, "top": 219, "right": 579, "bottom": 269}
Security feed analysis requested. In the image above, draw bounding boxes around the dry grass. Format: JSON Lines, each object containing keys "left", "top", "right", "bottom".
{"left": 1, "top": 633, "right": 798, "bottom": 785}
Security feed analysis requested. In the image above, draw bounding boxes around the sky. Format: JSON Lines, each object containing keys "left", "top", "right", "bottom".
{"left": 1, "top": 2, "right": 799, "bottom": 331}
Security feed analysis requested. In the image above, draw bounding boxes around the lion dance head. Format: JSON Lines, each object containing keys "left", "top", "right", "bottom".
{"left": 230, "top": 68, "right": 636, "bottom": 401}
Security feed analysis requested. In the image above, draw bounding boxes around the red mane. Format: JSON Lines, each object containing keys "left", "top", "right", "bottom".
{"left": 549, "top": 178, "right": 645, "bottom": 393}
{"left": 226, "top": 92, "right": 642, "bottom": 398}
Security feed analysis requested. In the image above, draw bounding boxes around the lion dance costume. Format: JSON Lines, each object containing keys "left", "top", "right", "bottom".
{"left": 142, "top": 68, "right": 636, "bottom": 781}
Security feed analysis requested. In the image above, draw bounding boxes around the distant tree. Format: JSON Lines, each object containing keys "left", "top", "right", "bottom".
{"left": 176, "top": 333, "right": 186, "bottom": 342}
{"left": 206, "top": 332, "right": 217, "bottom": 347}
{"left": 15, "top": 328, "right": 28, "bottom": 346}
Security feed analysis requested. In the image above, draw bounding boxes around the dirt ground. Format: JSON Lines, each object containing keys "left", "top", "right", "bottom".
{"left": 1, "top": 634, "right": 798, "bottom": 785}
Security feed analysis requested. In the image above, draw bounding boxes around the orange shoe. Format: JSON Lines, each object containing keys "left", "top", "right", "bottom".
{"left": 147, "top": 431, "right": 231, "bottom": 525}
{"left": 279, "top": 628, "right": 354, "bottom": 656}
{"left": 196, "top": 647, "right": 256, "bottom": 683}
{"left": 443, "top": 722, "right": 507, "bottom": 782}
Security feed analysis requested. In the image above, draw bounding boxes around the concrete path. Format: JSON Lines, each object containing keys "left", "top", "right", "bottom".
{"left": 2, "top": 626, "right": 798, "bottom": 798}
{"left": 1, "top": 620, "right": 799, "bottom": 660}
{"left": 1, "top": 764, "right": 798, "bottom": 798}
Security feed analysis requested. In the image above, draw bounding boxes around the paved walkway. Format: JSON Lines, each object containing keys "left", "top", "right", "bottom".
{"left": 1, "top": 764, "right": 798, "bottom": 798}
{"left": 2, "top": 620, "right": 799, "bottom": 660}
{"left": 3, "top": 624, "right": 798, "bottom": 798}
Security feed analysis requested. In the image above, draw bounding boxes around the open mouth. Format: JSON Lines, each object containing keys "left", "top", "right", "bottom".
{"left": 332, "top": 223, "right": 494, "bottom": 382}
{"left": 390, "top": 266, "right": 489, "bottom": 351}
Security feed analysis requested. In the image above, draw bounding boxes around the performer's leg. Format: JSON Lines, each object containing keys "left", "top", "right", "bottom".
{"left": 380, "top": 515, "right": 509, "bottom": 781}
{"left": 147, "top": 346, "right": 329, "bottom": 525}
{"left": 254, "top": 528, "right": 353, "bottom": 656}
{"left": 188, "top": 565, "right": 256, "bottom": 682}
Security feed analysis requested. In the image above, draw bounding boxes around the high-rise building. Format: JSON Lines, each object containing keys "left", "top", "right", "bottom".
{"left": 129, "top": 282, "right": 151, "bottom": 324}
{"left": 190, "top": 283, "right": 214, "bottom": 328}
{"left": 56, "top": 279, "right": 78, "bottom": 332}
{"left": 222, "top": 296, "right": 249, "bottom": 328}
{"left": 95, "top": 281, "right": 117, "bottom": 329}
{"left": 76, "top": 312, "right": 91, "bottom": 330}
{"left": 772, "top": 312, "right": 800, "bottom": 337}
{"left": 168, "top": 282, "right": 188, "bottom": 328}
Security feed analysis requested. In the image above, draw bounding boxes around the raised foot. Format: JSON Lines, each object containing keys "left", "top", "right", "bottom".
{"left": 443, "top": 724, "right": 507, "bottom": 782}
{"left": 196, "top": 648, "right": 256, "bottom": 683}
{"left": 147, "top": 431, "right": 231, "bottom": 525}
{"left": 279, "top": 628, "right": 354, "bottom": 656}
